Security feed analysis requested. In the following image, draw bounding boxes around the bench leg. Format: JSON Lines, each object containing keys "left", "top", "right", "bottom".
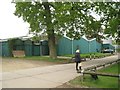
{"left": 91, "top": 74, "right": 98, "bottom": 80}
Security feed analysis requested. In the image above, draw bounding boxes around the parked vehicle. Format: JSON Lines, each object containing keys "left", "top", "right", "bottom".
{"left": 103, "top": 49, "right": 114, "bottom": 54}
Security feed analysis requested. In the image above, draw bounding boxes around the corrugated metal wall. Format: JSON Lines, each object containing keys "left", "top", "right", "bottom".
{"left": 73, "top": 38, "right": 89, "bottom": 54}
{"left": 24, "top": 40, "right": 33, "bottom": 56}
{"left": 96, "top": 41, "right": 102, "bottom": 52}
{"left": 1, "top": 37, "right": 108, "bottom": 57}
{"left": 32, "top": 41, "right": 49, "bottom": 56}
{"left": 57, "top": 37, "right": 103, "bottom": 55}
{"left": 57, "top": 37, "right": 72, "bottom": 55}
{"left": 32, "top": 44, "right": 40, "bottom": 56}
{"left": 1, "top": 39, "right": 49, "bottom": 57}
{"left": 1, "top": 41, "right": 10, "bottom": 57}
{"left": 13, "top": 39, "right": 24, "bottom": 50}
{"left": 89, "top": 39, "right": 96, "bottom": 53}
{"left": 41, "top": 41, "right": 49, "bottom": 55}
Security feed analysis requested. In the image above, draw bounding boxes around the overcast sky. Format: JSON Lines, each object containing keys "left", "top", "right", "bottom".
{"left": 0, "top": 0, "right": 29, "bottom": 39}
{"left": 0, "top": 0, "right": 100, "bottom": 39}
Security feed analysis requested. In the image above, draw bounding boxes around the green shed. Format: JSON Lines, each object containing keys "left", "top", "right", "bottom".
{"left": 57, "top": 37, "right": 72, "bottom": 55}
{"left": 96, "top": 41, "right": 102, "bottom": 52}
{"left": 0, "top": 40, "right": 10, "bottom": 57}
{"left": 89, "top": 39, "right": 98, "bottom": 53}
{"left": 32, "top": 44, "right": 40, "bottom": 56}
{"left": 24, "top": 39, "right": 33, "bottom": 56}
{"left": 32, "top": 40, "right": 49, "bottom": 56}
{"left": 73, "top": 38, "right": 89, "bottom": 54}
{"left": 73, "top": 38, "right": 101, "bottom": 54}
{"left": 57, "top": 37, "right": 102, "bottom": 55}
{"left": 40, "top": 40, "right": 49, "bottom": 55}
{"left": 13, "top": 39, "right": 24, "bottom": 50}
{"left": 1, "top": 38, "right": 49, "bottom": 57}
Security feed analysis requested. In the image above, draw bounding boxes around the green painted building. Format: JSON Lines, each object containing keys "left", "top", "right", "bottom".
{"left": 0, "top": 38, "right": 49, "bottom": 57}
{"left": 0, "top": 40, "right": 10, "bottom": 57}
{"left": 57, "top": 37, "right": 72, "bottom": 55}
{"left": 1, "top": 36, "right": 113, "bottom": 57}
{"left": 57, "top": 37, "right": 102, "bottom": 55}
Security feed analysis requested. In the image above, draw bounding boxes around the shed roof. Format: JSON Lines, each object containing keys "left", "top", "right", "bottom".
{"left": 63, "top": 35, "right": 96, "bottom": 42}
{"left": 0, "top": 39, "right": 8, "bottom": 42}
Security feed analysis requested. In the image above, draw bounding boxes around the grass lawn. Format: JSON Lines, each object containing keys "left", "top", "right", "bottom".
{"left": 64, "top": 53, "right": 112, "bottom": 58}
{"left": 23, "top": 56, "right": 71, "bottom": 64}
{"left": 2, "top": 56, "right": 71, "bottom": 64}
{"left": 2, "top": 53, "right": 112, "bottom": 64}
{"left": 69, "top": 62, "right": 119, "bottom": 88}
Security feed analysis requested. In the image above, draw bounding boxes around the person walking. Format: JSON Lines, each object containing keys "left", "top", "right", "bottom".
{"left": 74, "top": 49, "right": 82, "bottom": 72}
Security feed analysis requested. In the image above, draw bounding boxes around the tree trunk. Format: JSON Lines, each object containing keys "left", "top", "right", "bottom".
{"left": 48, "top": 33, "right": 57, "bottom": 59}
{"left": 43, "top": 2, "right": 57, "bottom": 59}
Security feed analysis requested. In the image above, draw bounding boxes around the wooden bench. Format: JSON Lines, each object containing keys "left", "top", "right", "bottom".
{"left": 12, "top": 50, "right": 25, "bottom": 57}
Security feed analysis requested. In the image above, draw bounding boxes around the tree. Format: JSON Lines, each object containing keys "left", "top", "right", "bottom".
{"left": 94, "top": 2, "right": 120, "bottom": 37}
{"left": 13, "top": 1, "right": 87, "bottom": 59}
{"left": 80, "top": 2, "right": 120, "bottom": 42}
{"left": 13, "top": 1, "right": 120, "bottom": 59}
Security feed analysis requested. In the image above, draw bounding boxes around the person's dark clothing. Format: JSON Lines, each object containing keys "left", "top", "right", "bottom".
{"left": 74, "top": 52, "right": 81, "bottom": 71}
{"left": 75, "top": 52, "right": 81, "bottom": 63}
{"left": 76, "top": 62, "right": 79, "bottom": 71}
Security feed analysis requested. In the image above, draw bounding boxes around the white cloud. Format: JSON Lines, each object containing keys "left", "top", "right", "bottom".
{"left": 0, "top": 0, "right": 29, "bottom": 39}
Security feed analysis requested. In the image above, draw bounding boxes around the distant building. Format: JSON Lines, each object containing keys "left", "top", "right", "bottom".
{"left": 57, "top": 36, "right": 102, "bottom": 55}
{"left": 102, "top": 38, "right": 115, "bottom": 51}
{"left": 102, "top": 38, "right": 112, "bottom": 44}
{"left": 0, "top": 37, "right": 49, "bottom": 57}
{"left": 0, "top": 36, "right": 115, "bottom": 57}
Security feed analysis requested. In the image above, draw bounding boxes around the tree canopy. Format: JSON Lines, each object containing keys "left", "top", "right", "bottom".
{"left": 13, "top": 0, "right": 120, "bottom": 58}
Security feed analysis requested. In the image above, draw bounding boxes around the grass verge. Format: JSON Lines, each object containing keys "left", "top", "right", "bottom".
{"left": 68, "top": 62, "right": 119, "bottom": 88}
{"left": 2, "top": 56, "right": 71, "bottom": 64}
{"left": 64, "top": 53, "right": 112, "bottom": 58}
{"left": 2, "top": 53, "right": 113, "bottom": 64}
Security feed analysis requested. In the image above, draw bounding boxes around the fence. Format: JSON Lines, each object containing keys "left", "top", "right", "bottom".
{"left": 78, "top": 59, "right": 120, "bottom": 81}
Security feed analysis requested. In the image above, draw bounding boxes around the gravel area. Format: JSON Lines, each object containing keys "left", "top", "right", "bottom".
{"left": 1, "top": 58, "right": 58, "bottom": 72}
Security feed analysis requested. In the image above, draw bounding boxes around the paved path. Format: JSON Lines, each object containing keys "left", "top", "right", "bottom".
{"left": 0, "top": 55, "right": 118, "bottom": 88}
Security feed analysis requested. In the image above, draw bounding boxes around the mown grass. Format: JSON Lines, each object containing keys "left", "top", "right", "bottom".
{"left": 69, "top": 62, "right": 119, "bottom": 88}
{"left": 2, "top": 53, "right": 112, "bottom": 64}
{"left": 64, "top": 53, "right": 112, "bottom": 58}
{"left": 2, "top": 56, "right": 71, "bottom": 64}
{"left": 70, "top": 75, "right": 118, "bottom": 88}
{"left": 98, "top": 62, "right": 119, "bottom": 74}
{"left": 23, "top": 56, "right": 71, "bottom": 64}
